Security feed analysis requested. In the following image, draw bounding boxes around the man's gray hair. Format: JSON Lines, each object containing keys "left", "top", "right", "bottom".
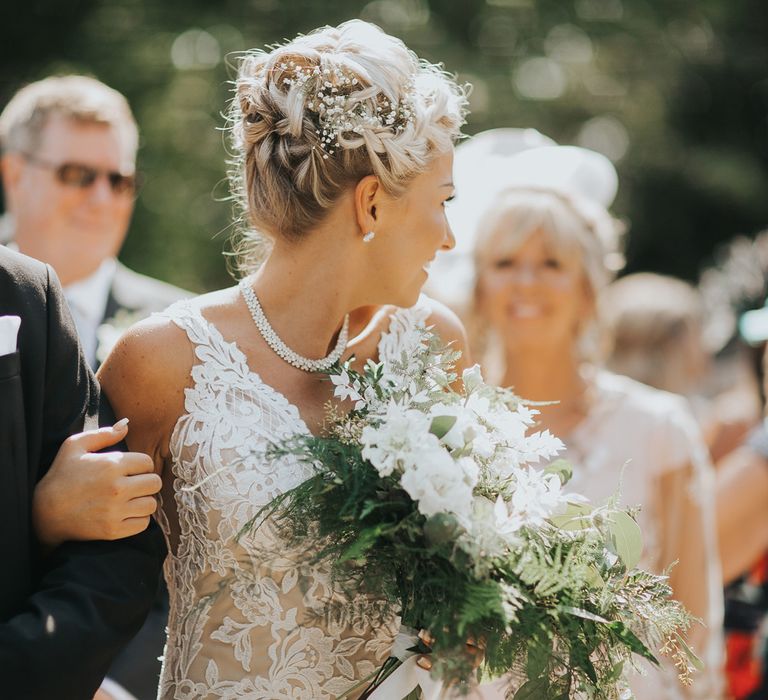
{"left": 0, "top": 75, "right": 138, "bottom": 158}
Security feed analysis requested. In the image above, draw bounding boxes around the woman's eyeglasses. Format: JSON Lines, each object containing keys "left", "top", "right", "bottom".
{"left": 20, "top": 153, "right": 140, "bottom": 195}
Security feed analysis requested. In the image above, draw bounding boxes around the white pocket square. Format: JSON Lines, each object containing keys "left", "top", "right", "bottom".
{"left": 0, "top": 315, "right": 20, "bottom": 356}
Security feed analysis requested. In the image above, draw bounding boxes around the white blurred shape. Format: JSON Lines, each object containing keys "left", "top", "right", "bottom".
{"left": 545, "top": 24, "right": 594, "bottom": 64}
{"left": 501, "top": 145, "right": 619, "bottom": 207}
{"left": 575, "top": 0, "right": 624, "bottom": 21}
{"left": 171, "top": 29, "right": 221, "bottom": 70}
{"left": 464, "top": 74, "right": 490, "bottom": 116}
{"left": 577, "top": 115, "right": 630, "bottom": 162}
{"left": 428, "top": 130, "right": 619, "bottom": 308}
{"left": 361, "top": 0, "right": 430, "bottom": 30}
{"left": 449, "top": 129, "right": 557, "bottom": 257}
{"left": 513, "top": 57, "right": 567, "bottom": 100}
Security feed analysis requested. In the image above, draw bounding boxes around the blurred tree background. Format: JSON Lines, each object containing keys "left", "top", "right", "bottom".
{"left": 1, "top": 0, "right": 767, "bottom": 292}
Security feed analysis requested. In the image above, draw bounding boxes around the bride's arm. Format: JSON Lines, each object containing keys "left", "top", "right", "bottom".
{"left": 97, "top": 315, "right": 194, "bottom": 477}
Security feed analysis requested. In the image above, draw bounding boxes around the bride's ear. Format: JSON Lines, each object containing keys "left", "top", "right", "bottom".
{"left": 354, "top": 175, "right": 382, "bottom": 240}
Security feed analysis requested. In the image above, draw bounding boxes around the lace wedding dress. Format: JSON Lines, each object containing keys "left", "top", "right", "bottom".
{"left": 154, "top": 298, "right": 429, "bottom": 700}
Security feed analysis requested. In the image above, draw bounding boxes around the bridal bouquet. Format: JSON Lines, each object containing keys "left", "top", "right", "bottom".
{"left": 242, "top": 324, "right": 698, "bottom": 699}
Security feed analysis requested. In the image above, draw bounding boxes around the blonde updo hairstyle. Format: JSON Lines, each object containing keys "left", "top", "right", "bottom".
{"left": 470, "top": 186, "right": 624, "bottom": 372}
{"left": 229, "top": 20, "right": 468, "bottom": 270}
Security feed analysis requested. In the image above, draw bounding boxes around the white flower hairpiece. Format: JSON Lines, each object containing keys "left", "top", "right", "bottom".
{"left": 279, "top": 61, "right": 417, "bottom": 159}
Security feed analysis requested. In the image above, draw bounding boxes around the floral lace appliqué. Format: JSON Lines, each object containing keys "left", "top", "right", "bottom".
{"left": 155, "top": 299, "right": 425, "bottom": 699}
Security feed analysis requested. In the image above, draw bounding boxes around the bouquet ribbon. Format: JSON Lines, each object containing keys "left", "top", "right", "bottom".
{"left": 367, "top": 628, "right": 445, "bottom": 700}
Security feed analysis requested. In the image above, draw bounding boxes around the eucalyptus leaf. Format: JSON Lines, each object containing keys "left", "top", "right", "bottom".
{"left": 586, "top": 565, "right": 605, "bottom": 589}
{"left": 513, "top": 676, "right": 550, "bottom": 699}
{"left": 424, "top": 513, "right": 462, "bottom": 546}
{"left": 549, "top": 501, "right": 593, "bottom": 531}
{"left": 570, "top": 636, "right": 598, "bottom": 683}
{"left": 606, "top": 511, "right": 643, "bottom": 570}
{"left": 606, "top": 661, "right": 625, "bottom": 683}
{"left": 544, "top": 459, "right": 573, "bottom": 485}
{"left": 607, "top": 621, "right": 659, "bottom": 665}
{"left": 338, "top": 525, "right": 387, "bottom": 562}
{"left": 675, "top": 633, "right": 705, "bottom": 671}
{"left": 430, "top": 415, "right": 458, "bottom": 439}
{"left": 560, "top": 606, "right": 610, "bottom": 624}
{"left": 526, "top": 638, "right": 549, "bottom": 679}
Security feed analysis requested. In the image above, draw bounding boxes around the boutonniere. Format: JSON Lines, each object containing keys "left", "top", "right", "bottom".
{"left": 96, "top": 308, "right": 145, "bottom": 365}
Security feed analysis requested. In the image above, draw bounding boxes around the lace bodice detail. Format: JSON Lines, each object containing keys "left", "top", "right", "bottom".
{"left": 155, "top": 299, "right": 430, "bottom": 699}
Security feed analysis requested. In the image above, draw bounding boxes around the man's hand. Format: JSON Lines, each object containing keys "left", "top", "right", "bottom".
{"left": 32, "top": 419, "right": 162, "bottom": 548}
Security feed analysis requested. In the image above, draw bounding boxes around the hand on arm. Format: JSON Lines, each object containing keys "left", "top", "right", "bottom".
{"left": 32, "top": 418, "right": 162, "bottom": 547}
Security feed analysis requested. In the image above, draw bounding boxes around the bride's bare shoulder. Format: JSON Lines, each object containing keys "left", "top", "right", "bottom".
{"left": 97, "top": 287, "right": 239, "bottom": 457}
{"left": 100, "top": 288, "right": 237, "bottom": 380}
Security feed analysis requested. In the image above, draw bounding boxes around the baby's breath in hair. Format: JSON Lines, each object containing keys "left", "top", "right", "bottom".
{"left": 279, "top": 61, "right": 416, "bottom": 159}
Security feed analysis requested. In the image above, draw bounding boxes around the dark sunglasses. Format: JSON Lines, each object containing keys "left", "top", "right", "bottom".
{"left": 20, "top": 152, "right": 140, "bottom": 195}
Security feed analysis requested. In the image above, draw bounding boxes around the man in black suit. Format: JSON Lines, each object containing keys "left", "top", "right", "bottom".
{"left": 0, "top": 245, "right": 166, "bottom": 699}
{"left": 0, "top": 75, "right": 187, "bottom": 698}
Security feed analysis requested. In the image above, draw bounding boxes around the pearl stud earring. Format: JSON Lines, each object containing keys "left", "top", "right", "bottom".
{"left": 363, "top": 231, "right": 376, "bottom": 243}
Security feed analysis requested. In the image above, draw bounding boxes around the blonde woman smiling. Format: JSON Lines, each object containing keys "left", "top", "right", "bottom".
{"left": 460, "top": 174, "right": 723, "bottom": 699}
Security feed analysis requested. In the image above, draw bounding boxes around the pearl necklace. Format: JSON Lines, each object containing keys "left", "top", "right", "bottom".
{"left": 239, "top": 279, "right": 349, "bottom": 372}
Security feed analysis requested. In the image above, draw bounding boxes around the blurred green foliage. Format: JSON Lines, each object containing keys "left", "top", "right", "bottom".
{"left": 1, "top": 0, "right": 767, "bottom": 291}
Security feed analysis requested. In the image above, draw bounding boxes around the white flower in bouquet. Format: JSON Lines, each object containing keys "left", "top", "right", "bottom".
{"left": 459, "top": 495, "right": 524, "bottom": 560}
{"left": 506, "top": 466, "right": 569, "bottom": 531}
{"left": 461, "top": 390, "right": 539, "bottom": 450}
{"left": 360, "top": 400, "right": 436, "bottom": 477}
{"left": 461, "top": 364, "right": 484, "bottom": 393}
{"left": 489, "top": 411, "right": 563, "bottom": 476}
{"left": 456, "top": 455, "right": 480, "bottom": 486}
{"left": 485, "top": 402, "right": 534, "bottom": 445}
{"left": 399, "top": 447, "right": 475, "bottom": 518}
{"left": 428, "top": 401, "right": 489, "bottom": 453}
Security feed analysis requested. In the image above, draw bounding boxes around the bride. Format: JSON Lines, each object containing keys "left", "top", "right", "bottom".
{"left": 99, "top": 20, "right": 469, "bottom": 699}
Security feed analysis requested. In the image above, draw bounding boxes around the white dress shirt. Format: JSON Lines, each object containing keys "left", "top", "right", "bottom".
{"left": 64, "top": 259, "right": 116, "bottom": 368}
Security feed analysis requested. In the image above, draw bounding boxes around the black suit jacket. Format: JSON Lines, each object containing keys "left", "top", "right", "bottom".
{"left": 0, "top": 246, "right": 166, "bottom": 699}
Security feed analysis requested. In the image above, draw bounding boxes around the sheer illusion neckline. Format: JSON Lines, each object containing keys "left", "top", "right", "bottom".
{"left": 175, "top": 300, "right": 409, "bottom": 439}
{"left": 182, "top": 302, "right": 317, "bottom": 436}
